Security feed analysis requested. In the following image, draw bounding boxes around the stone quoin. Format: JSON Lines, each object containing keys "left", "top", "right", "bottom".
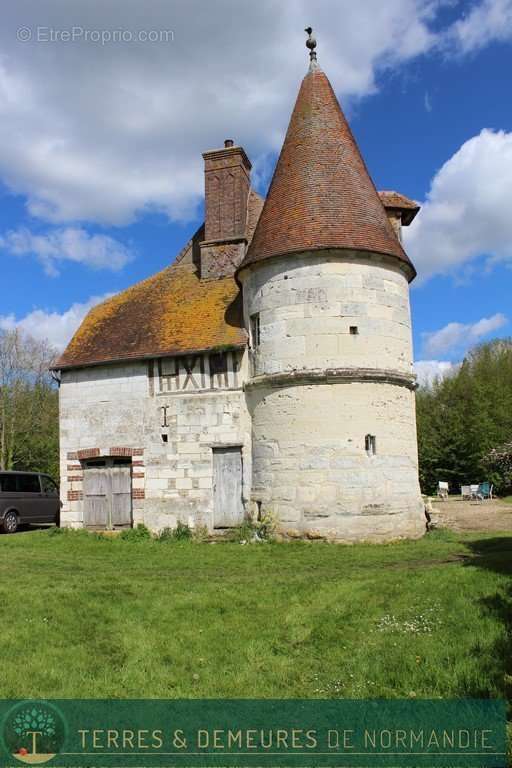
{"left": 52, "top": 30, "right": 424, "bottom": 541}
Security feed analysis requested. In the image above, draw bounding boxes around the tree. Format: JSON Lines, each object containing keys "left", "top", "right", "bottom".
{"left": 416, "top": 339, "right": 512, "bottom": 495}
{"left": 0, "top": 328, "right": 59, "bottom": 477}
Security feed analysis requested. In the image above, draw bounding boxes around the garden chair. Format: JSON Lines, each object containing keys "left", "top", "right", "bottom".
{"left": 438, "top": 481, "right": 449, "bottom": 500}
{"left": 461, "top": 485, "right": 472, "bottom": 500}
{"left": 478, "top": 482, "right": 493, "bottom": 499}
{"left": 470, "top": 484, "right": 482, "bottom": 502}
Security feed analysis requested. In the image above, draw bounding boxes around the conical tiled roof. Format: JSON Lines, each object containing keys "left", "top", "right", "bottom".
{"left": 239, "top": 67, "right": 416, "bottom": 280}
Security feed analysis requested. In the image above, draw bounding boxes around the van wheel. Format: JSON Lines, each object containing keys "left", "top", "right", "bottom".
{"left": 3, "top": 511, "right": 18, "bottom": 534}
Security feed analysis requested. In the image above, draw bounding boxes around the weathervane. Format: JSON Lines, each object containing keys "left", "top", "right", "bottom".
{"left": 305, "top": 27, "right": 317, "bottom": 67}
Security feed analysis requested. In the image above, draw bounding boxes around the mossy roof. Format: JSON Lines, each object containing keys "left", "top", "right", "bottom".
{"left": 54, "top": 263, "right": 246, "bottom": 370}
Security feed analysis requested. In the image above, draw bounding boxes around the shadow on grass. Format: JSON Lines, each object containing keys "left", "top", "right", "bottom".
{"left": 462, "top": 537, "right": 512, "bottom": 706}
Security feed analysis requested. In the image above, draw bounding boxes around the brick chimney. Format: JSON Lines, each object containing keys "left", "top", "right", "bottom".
{"left": 200, "top": 139, "right": 252, "bottom": 279}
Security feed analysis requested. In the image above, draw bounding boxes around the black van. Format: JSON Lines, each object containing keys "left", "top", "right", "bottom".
{"left": 0, "top": 472, "right": 60, "bottom": 533}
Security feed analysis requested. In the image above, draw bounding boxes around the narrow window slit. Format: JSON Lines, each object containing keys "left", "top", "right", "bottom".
{"left": 250, "top": 313, "right": 261, "bottom": 348}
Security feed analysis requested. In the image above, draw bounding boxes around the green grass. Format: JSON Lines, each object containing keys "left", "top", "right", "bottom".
{"left": 502, "top": 496, "right": 512, "bottom": 504}
{"left": 0, "top": 528, "right": 511, "bottom": 701}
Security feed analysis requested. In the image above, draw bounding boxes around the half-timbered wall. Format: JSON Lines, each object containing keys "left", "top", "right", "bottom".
{"left": 59, "top": 350, "right": 251, "bottom": 532}
{"left": 150, "top": 350, "right": 242, "bottom": 395}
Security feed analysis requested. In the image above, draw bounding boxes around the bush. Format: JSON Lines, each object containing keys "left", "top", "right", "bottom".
{"left": 156, "top": 527, "right": 175, "bottom": 542}
{"left": 156, "top": 521, "right": 193, "bottom": 542}
{"left": 483, "top": 440, "right": 512, "bottom": 495}
{"left": 119, "top": 523, "right": 152, "bottom": 542}
{"left": 231, "top": 510, "right": 277, "bottom": 543}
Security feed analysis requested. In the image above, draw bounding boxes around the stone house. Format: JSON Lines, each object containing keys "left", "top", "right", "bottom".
{"left": 53, "top": 40, "right": 425, "bottom": 541}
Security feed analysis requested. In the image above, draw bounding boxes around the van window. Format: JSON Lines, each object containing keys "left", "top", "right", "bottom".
{"left": 0, "top": 474, "right": 17, "bottom": 493}
{"left": 41, "top": 476, "right": 59, "bottom": 495}
{"left": 17, "top": 475, "right": 41, "bottom": 493}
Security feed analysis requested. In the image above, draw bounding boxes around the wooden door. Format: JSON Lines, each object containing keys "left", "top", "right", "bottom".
{"left": 83, "top": 466, "right": 109, "bottom": 528}
{"left": 111, "top": 466, "right": 132, "bottom": 527}
{"left": 83, "top": 460, "right": 132, "bottom": 529}
{"left": 213, "top": 447, "right": 244, "bottom": 528}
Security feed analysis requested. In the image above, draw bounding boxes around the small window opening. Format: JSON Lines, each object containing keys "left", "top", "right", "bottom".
{"left": 250, "top": 313, "right": 261, "bottom": 348}
{"left": 209, "top": 351, "right": 229, "bottom": 388}
{"left": 350, "top": 326, "right": 359, "bottom": 335}
{"left": 365, "top": 434, "right": 377, "bottom": 455}
{"left": 84, "top": 459, "right": 107, "bottom": 468}
{"left": 161, "top": 433, "right": 168, "bottom": 443}
{"left": 209, "top": 352, "right": 228, "bottom": 377}
{"left": 113, "top": 458, "right": 131, "bottom": 466}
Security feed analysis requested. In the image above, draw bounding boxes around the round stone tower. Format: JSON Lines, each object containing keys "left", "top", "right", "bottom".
{"left": 237, "top": 40, "right": 425, "bottom": 541}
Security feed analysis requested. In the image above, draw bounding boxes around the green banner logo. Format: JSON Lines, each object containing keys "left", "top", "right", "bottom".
{"left": 2, "top": 701, "right": 67, "bottom": 764}
{"left": 0, "top": 699, "right": 506, "bottom": 768}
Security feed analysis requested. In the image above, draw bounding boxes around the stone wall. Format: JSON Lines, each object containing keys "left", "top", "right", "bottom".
{"left": 241, "top": 250, "right": 414, "bottom": 377}
{"left": 59, "top": 352, "right": 251, "bottom": 532}
{"left": 246, "top": 380, "right": 424, "bottom": 541}
{"left": 240, "top": 249, "right": 424, "bottom": 541}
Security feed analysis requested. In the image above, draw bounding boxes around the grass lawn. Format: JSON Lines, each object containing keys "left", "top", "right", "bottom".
{"left": 0, "top": 527, "right": 511, "bottom": 701}
{"left": 502, "top": 496, "right": 512, "bottom": 504}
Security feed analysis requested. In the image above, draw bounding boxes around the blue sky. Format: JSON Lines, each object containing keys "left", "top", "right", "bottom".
{"left": 0, "top": 0, "right": 511, "bottom": 384}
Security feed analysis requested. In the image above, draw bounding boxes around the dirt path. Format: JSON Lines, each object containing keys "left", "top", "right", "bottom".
{"left": 430, "top": 498, "right": 512, "bottom": 532}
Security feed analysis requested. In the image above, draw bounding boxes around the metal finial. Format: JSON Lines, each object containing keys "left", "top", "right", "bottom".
{"left": 305, "top": 27, "right": 317, "bottom": 68}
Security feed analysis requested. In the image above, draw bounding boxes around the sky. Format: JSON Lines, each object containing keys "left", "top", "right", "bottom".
{"left": 0, "top": 0, "right": 511, "bottom": 386}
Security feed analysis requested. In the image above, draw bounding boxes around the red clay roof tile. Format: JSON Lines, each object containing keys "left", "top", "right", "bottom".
{"left": 239, "top": 67, "right": 416, "bottom": 280}
{"left": 378, "top": 190, "right": 420, "bottom": 226}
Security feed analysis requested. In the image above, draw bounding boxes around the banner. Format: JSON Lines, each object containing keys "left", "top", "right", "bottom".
{"left": 0, "top": 699, "right": 506, "bottom": 768}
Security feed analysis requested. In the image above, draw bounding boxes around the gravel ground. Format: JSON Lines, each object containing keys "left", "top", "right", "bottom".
{"left": 430, "top": 497, "right": 512, "bottom": 532}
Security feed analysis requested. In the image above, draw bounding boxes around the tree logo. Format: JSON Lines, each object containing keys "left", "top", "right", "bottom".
{"left": 2, "top": 701, "right": 66, "bottom": 764}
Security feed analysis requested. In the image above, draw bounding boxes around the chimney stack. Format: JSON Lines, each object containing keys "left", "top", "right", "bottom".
{"left": 200, "top": 140, "right": 252, "bottom": 279}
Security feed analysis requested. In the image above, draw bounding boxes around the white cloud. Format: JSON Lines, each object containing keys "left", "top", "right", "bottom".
{"left": 414, "top": 360, "right": 458, "bottom": 387}
{"left": 0, "top": 294, "right": 112, "bottom": 351}
{"left": 0, "top": 1, "right": 507, "bottom": 230}
{"left": 422, "top": 313, "right": 508, "bottom": 356}
{"left": 0, "top": 1, "right": 441, "bottom": 225}
{"left": 0, "top": 226, "right": 133, "bottom": 276}
{"left": 448, "top": 0, "right": 512, "bottom": 54}
{"left": 404, "top": 129, "right": 512, "bottom": 281}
